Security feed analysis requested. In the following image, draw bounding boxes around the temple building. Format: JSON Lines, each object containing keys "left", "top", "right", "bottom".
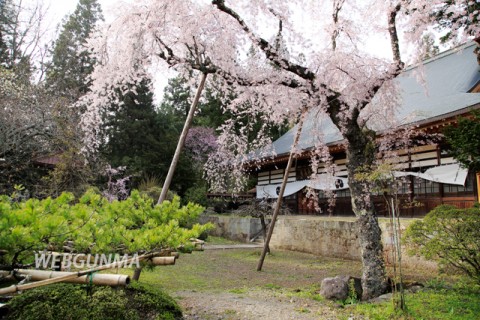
{"left": 253, "top": 42, "right": 480, "bottom": 216}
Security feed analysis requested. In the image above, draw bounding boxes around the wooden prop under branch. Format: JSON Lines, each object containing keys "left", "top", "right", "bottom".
{"left": 190, "top": 238, "right": 205, "bottom": 251}
{"left": 41, "top": 251, "right": 179, "bottom": 267}
{"left": 151, "top": 256, "right": 175, "bottom": 266}
{"left": 0, "top": 252, "right": 154, "bottom": 295}
{"left": 15, "top": 269, "right": 129, "bottom": 287}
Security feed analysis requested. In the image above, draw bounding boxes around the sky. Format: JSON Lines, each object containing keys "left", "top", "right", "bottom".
{"left": 43, "top": 0, "right": 121, "bottom": 32}
{"left": 42, "top": 0, "right": 170, "bottom": 100}
{"left": 44, "top": 0, "right": 117, "bottom": 21}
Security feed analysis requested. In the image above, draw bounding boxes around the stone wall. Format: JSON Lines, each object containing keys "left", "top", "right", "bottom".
{"left": 202, "top": 214, "right": 436, "bottom": 270}
{"left": 200, "top": 215, "right": 266, "bottom": 242}
{"left": 270, "top": 217, "right": 360, "bottom": 260}
{"left": 270, "top": 216, "right": 436, "bottom": 270}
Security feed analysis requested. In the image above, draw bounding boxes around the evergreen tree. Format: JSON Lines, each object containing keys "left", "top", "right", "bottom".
{"left": 159, "top": 76, "right": 192, "bottom": 119}
{"left": 0, "top": 0, "right": 15, "bottom": 67}
{"left": 0, "top": 0, "right": 35, "bottom": 81}
{"left": 41, "top": 0, "right": 103, "bottom": 197}
{"left": 46, "top": 0, "right": 103, "bottom": 100}
{"left": 101, "top": 79, "right": 196, "bottom": 196}
{"left": 102, "top": 80, "right": 161, "bottom": 176}
{"left": 444, "top": 111, "right": 480, "bottom": 172}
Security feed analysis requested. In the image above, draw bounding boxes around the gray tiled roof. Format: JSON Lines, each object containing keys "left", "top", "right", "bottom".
{"left": 269, "top": 42, "right": 480, "bottom": 157}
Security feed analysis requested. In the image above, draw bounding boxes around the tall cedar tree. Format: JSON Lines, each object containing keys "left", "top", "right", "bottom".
{"left": 101, "top": 79, "right": 196, "bottom": 195}
{"left": 46, "top": 0, "right": 103, "bottom": 101}
{"left": 41, "top": 0, "right": 103, "bottom": 197}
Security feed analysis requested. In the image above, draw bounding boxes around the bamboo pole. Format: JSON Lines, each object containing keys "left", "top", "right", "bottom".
{"left": 0, "top": 270, "right": 11, "bottom": 282}
{"left": 45, "top": 252, "right": 95, "bottom": 264}
{"left": 157, "top": 72, "right": 208, "bottom": 205}
{"left": 151, "top": 256, "right": 175, "bottom": 266}
{"left": 15, "top": 270, "right": 130, "bottom": 287}
{"left": 0, "top": 252, "right": 155, "bottom": 295}
{"left": 257, "top": 109, "right": 307, "bottom": 271}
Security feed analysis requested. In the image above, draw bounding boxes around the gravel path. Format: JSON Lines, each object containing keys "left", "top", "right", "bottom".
{"left": 175, "top": 289, "right": 342, "bottom": 320}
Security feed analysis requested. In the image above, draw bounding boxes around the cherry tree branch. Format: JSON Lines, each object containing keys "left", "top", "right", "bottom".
{"left": 358, "top": 2, "right": 405, "bottom": 110}
{"left": 154, "top": 33, "right": 307, "bottom": 91}
{"left": 154, "top": 35, "right": 189, "bottom": 68}
{"left": 331, "top": 0, "right": 346, "bottom": 50}
{"left": 388, "top": 3, "right": 404, "bottom": 70}
{"left": 212, "top": 0, "right": 316, "bottom": 82}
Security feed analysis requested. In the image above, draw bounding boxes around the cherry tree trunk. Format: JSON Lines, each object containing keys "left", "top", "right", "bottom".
{"left": 346, "top": 127, "right": 388, "bottom": 300}
{"left": 355, "top": 206, "right": 388, "bottom": 300}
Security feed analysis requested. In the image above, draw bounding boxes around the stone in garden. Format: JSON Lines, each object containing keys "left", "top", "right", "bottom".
{"left": 320, "top": 275, "right": 362, "bottom": 300}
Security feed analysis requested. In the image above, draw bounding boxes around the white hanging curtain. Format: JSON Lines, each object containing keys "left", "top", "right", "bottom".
{"left": 395, "top": 163, "right": 468, "bottom": 186}
{"left": 256, "top": 175, "right": 349, "bottom": 199}
{"left": 256, "top": 180, "right": 307, "bottom": 199}
{"left": 256, "top": 164, "right": 468, "bottom": 199}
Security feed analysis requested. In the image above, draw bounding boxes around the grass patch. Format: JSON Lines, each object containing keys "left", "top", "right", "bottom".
{"left": 110, "top": 249, "right": 478, "bottom": 319}
{"left": 264, "top": 283, "right": 282, "bottom": 290}
{"left": 287, "top": 285, "right": 324, "bottom": 302}
{"left": 205, "top": 236, "right": 243, "bottom": 245}
{"left": 295, "top": 307, "right": 311, "bottom": 313}
{"left": 224, "top": 309, "right": 237, "bottom": 315}
{"left": 229, "top": 287, "right": 248, "bottom": 294}
{"left": 342, "top": 287, "right": 480, "bottom": 320}
{"left": 126, "top": 248, "right": 362, "bottom": 293}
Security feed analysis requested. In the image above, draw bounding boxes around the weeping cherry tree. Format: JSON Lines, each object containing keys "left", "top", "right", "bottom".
{"left": 79, "top": 0, "right": 478, "bottom": 299}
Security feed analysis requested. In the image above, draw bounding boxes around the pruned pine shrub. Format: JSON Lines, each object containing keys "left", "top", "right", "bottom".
{"left": 0, "top": 189, "right": 213, "bottom": 267}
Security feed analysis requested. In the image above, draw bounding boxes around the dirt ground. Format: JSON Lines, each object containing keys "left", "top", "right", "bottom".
{"left": 176, "top": 288, "right": 346, "bottom": 320}
{"left": 178, "top": 248, "right": 359, "bottom": 319}
{"left": 139, "top": 245, "right": 429, "bottom": 319}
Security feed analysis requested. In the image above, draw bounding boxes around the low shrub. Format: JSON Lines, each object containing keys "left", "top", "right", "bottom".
{"left": 4, "top": 282, "right": 182, "bottom": 320}
{"left": 183, "top": 184, "right": 208, "bottom": 207}
{"left": 404, "top": 205, "right": 480, "bottom": 284}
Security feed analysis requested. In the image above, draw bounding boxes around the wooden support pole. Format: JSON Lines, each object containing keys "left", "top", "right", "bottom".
{"left": 257, "top": 109, "right": 307, "bottom": 272}
{"left": 158, "top": 72, "right": 208, "bottom": 205}
{"left": 151, "top": 256, "right": 176, "bottom": 266}
{"left": 476, "top": 172, "right": 480, "bottom": 203}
